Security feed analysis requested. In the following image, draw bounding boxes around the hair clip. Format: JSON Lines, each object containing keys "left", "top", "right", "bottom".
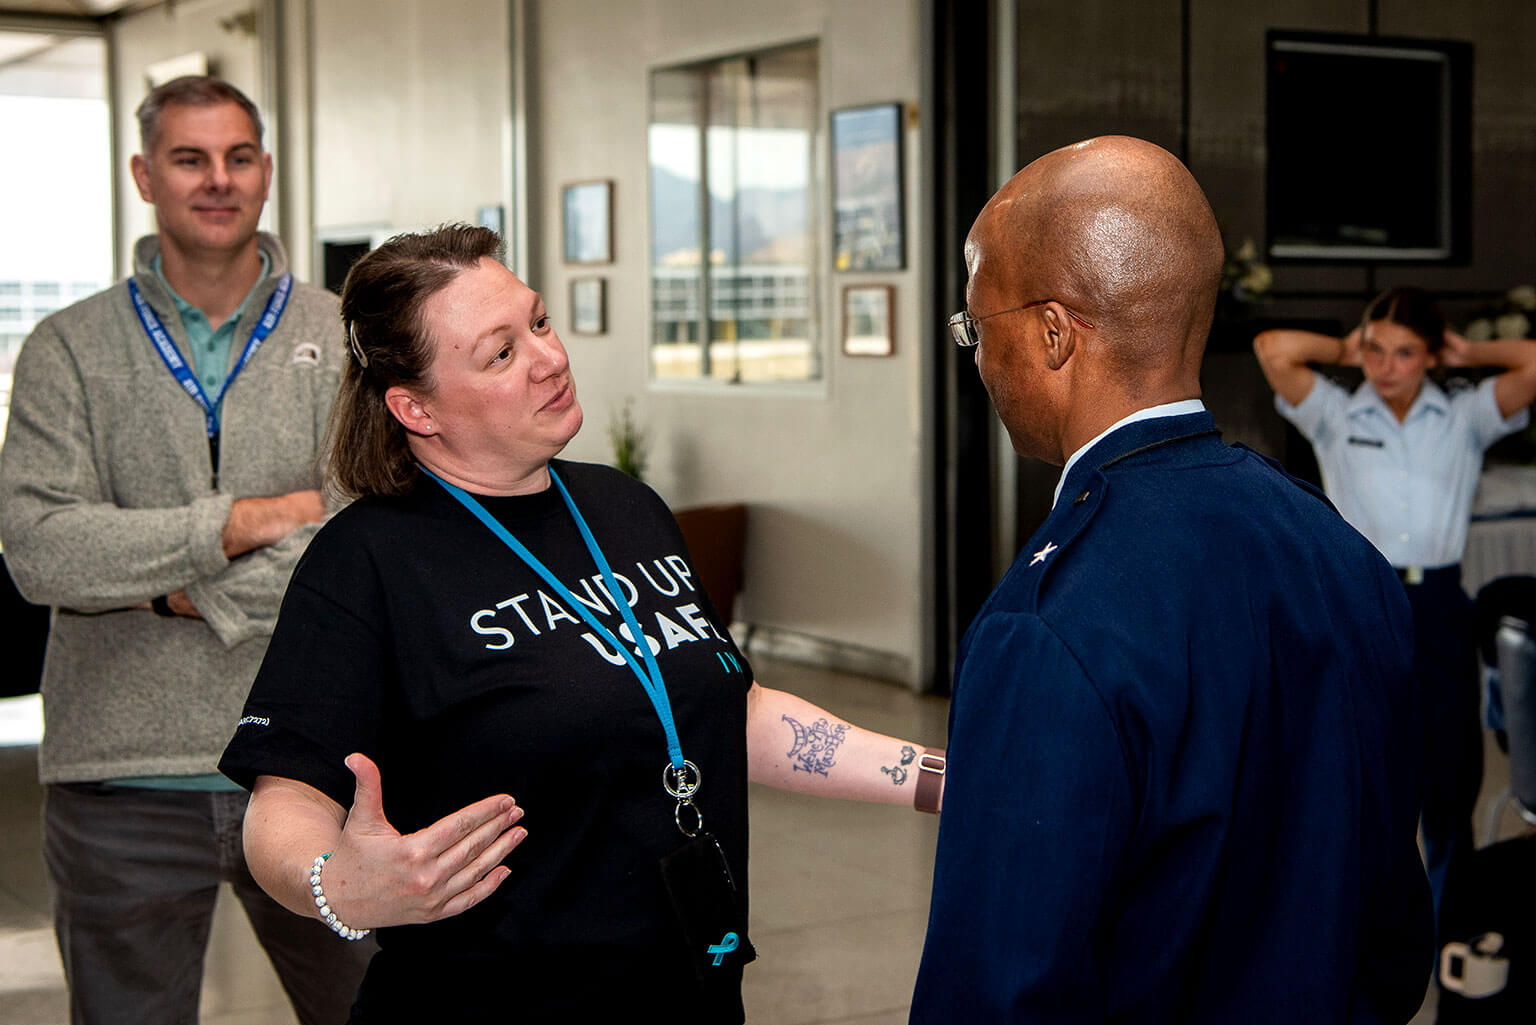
{"left": 347, "top": 321, "right": 369, "bottom": 368}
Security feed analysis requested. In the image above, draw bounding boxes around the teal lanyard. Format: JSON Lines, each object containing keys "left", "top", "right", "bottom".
{"left": 421, "top": 465, "right": 705, "bottom": 829}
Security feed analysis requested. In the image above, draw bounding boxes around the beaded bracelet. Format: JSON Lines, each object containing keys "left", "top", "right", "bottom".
{"left": 310, "top": 852, "right": 371, "bottom": 941}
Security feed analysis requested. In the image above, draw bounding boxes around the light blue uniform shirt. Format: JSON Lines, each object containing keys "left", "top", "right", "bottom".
{"left": 111, "top": 254, "right": 272, "bottom": 794}
{"left": 1277, "top": 375, "right": 1527, "bottom": 568}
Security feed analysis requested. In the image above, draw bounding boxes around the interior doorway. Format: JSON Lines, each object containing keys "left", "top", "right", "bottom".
{"left": 929, "top": 0, "right": 1000, "bottom": 694}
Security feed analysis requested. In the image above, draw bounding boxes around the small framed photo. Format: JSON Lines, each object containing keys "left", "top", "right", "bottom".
{"left": 842, "top": 284, "right": 895, "bottom": 357}
{"left": 832, "top": 102, "right": 905, "bottom": 272}
{"left": 570, "top": 277, "right": 607, "bottom": 335}
{"left": 561, "top": 180, "right": 613, "bottom": 264}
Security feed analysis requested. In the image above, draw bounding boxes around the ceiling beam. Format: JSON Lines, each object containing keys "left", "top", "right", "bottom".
{"left": 0, "top": 10, "right": 106, "bottom": 35}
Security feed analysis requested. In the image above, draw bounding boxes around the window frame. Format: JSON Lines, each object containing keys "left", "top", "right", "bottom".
{"left": 645, "top": 38, "right": 828, "bottom": 396}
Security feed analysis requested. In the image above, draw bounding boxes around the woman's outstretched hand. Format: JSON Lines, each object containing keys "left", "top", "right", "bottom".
{"left": 318, "top": 753, "right": 526, "bottom": 929}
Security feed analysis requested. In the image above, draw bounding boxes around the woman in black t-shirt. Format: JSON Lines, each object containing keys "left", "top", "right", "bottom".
{"left": 219, "top": 225, "right": 944, "bottom": 1023}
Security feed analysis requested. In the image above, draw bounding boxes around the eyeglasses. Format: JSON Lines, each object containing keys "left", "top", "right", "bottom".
{"left": 947, "top": 299, "right": 1095, "bottom": 348}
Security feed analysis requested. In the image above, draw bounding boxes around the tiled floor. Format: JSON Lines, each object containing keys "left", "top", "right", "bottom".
{"left": 0, "top": 658, "right": 1524, "bottom": 1024}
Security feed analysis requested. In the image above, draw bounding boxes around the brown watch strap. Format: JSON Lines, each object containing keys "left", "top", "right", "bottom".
{"left": 914, "top": 747, "right": 945, "bottom": 814}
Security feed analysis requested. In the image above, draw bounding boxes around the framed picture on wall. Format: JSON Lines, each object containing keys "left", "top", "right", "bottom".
{"left": 841, "top": 284, "right": 894, "bottom": 357}
{"left": 562, "top": 180, "right": 613, "bottom": 264}
{"left": 831, "top": 102, "right": 905, "bottom": 272}
{"left": 570, "top": 277, "right": 606, "bottom": 334}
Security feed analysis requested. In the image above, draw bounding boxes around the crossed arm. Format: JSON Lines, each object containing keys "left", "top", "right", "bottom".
{"left": 13, "top": 474, "right": 329, "bottom": 636}
{"left": 0, "top": 322, "right": 330, "bottom": 640}
{"left": 242, "top": 680, "right": 940, "bottom": 931}
{"left": 164, "top": 491, "right": 330, "bottom": 618}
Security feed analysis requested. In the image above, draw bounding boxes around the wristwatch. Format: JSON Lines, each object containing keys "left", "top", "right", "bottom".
{"left": 914, "top": 747, "right": 945, "bottom": 814}
{"left": 151, "top": 595, "right": 176, "bottom": 618}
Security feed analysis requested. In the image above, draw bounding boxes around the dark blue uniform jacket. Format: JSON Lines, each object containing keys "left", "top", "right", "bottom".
{"left": 911, "top": 412, "right": 1433, "bottom": 1024}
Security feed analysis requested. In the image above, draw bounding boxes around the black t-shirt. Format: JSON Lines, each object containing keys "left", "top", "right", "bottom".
{"left": 220, "top": 460, "right": 753, "bottom": 1020}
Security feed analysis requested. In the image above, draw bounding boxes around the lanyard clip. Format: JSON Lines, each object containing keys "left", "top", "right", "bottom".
{"left": 664, "top": 760, "right": 704, "bottom": 837}
{"left": 662, "top": 760, "right": 702, "bottom": 800}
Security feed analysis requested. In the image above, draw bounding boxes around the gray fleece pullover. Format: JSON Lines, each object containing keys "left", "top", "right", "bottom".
{"left": 0, "top": 233, "right": 343, "bottom": 783}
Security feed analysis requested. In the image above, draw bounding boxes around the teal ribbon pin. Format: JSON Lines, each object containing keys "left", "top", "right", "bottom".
{"left": 707, "top": 931, "right": 739, "bottom": 966}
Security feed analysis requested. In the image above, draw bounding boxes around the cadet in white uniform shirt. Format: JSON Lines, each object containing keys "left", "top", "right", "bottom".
{"left": 1254, "top": 286, "right": 1536, "bottom": 932}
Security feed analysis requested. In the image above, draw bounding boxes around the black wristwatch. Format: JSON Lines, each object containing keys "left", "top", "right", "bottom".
{"left": 151, "top": 595, "right": 176, "bottom": 618}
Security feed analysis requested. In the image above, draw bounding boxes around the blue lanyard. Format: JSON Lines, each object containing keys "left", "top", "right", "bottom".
{"left": 128, "top": 273, "right": 293, "bottom": 486}
{"left": 421, "top": 465, "right": 686, "bottom": 772}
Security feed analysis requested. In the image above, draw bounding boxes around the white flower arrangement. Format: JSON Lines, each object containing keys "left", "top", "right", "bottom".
{"left": 1496, "top": 311, "right": 1533, "bottom": 340}
{"left": 1465, "top": 284, "right": 1536, "bottom": 341}
{"left": 1220, "top": 237, "right": 1272, "bottom": 310}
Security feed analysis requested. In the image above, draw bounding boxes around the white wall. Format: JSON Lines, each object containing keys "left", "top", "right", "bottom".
{"left": 108, "top": 0, "right": 934, "bottom": 687}
{"left": 309, "top": 0, "right": 511, "bottom": 245}
{"left": 526, "top": 0, "right": 931, "bottom": 685}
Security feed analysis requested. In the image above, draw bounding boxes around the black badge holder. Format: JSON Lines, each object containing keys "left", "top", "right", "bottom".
{"left": 657, "top": 762, "right": 756, "bottom": 987}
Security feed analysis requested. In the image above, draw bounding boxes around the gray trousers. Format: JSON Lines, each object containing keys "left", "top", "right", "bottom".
{"left": 43, "top": 783, "right": 375, "bottom": 1025}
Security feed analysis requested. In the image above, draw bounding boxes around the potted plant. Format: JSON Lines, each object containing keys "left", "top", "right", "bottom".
{"left": 608, "top": 399, "right": 748, "bottom": 626}
{"left": 608, "top": 398, "right": 649, "bottom": 482}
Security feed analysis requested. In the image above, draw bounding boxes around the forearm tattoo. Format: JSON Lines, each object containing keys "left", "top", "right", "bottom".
{"left": 882, "top": 744, "right": 918, "bottom": 786}
{"left": 782, "top": 715, "right": 848, "bottom": 776}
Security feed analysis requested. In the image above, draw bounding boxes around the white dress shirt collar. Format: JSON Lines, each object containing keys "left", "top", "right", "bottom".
{"left": 1052, "top": 399, "right": 1208, "bottom": 508}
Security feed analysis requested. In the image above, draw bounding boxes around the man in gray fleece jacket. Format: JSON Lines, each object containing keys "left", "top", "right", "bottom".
{"left": 0, "top": 76, "right": 371, "bottom": 1023}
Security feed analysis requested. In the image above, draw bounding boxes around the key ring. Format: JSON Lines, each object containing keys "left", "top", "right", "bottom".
{"left": 675, "top": 798, "right": 704, "bottom": 837}
{"left": 662, "top": 760, "right": 702, "bottom": 800}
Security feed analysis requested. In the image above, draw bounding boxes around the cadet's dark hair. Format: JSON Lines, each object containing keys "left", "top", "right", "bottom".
{"left": 327, "top": 224, "right": 505, "bottom": 499}
{"left": 1361, "top": 286, "right": 1446, "bottom": 354}
{"left": 136, "top": 75, "right": 264, "bottom": 153}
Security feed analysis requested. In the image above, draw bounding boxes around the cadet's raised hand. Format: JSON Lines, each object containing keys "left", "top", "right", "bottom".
{"left": 1338, "top": 325, "right": 1365, "bottom": 366}
{"left": 1438, "top": 328, "right": 1472, "bottom": 368}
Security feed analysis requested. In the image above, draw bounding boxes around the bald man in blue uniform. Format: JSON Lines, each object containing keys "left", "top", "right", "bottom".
{"left": 912, "top": 137, "right": 1433, "bottom": 1023}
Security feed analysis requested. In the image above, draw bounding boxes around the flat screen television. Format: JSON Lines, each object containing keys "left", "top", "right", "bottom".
{"left": 1266, "top": 31, "right": 1471, "bottom": 263}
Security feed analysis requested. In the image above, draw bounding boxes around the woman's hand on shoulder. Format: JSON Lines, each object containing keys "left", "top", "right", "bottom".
{"left": 321, "top": 752, "right": 527, "bottom": 929}
{"left": 1337, "top": 325, "right": 1365, "bottom": 367}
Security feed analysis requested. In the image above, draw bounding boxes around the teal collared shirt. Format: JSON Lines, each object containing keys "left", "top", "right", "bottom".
{"left": 153, "top": 250, "right": 271, "bottom": 405}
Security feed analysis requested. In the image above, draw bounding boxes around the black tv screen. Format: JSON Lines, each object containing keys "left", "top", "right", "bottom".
{"left": 1266, "top": 31, "right": 1471, "bottom": 263}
